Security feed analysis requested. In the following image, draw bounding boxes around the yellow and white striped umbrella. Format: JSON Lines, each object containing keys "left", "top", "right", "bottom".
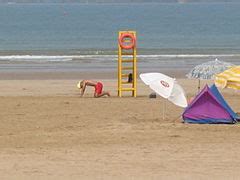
{"left": 215, "top": 66, "right": 240, "bottom": 90}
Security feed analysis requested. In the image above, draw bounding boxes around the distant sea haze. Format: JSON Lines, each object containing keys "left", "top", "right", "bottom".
{"left": 0, "top": 0, "right": 239, "bottom": 3}
{"left": 0, "top": 2, "right": 240, "bottom": 67}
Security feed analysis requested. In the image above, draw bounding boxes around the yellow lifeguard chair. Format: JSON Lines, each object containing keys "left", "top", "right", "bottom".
{"left": 118, "top": 31, "right": 137, "bottom": 97}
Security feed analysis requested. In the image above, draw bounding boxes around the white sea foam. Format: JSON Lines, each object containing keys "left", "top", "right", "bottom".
{"left": 137, "top": 54, "right": 240, "bottom": 58}
{"left": 0, "top": 55, "right": 76, "bottom": 62}
{"left": 0, "top": 54, "right": 239, "bottom": 62}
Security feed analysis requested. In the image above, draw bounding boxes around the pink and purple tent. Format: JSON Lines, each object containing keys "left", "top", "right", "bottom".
{"left": 183, "top": 84, "right": 238, "bottom": 124}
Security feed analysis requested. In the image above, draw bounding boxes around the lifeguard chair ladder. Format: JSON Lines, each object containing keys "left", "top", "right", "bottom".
{"left": 118, "top": 31, "right": 137, "bottom": 97}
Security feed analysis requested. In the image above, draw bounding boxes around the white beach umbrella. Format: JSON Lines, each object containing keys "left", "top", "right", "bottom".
{"left": 140, "top": 73, "right": 174, "bottom": 98}
{"left": 140, "top": 72, "right": 187, "bottom": 109}
{"left": 168, "top": 83, "right": 188, "bottom": 108}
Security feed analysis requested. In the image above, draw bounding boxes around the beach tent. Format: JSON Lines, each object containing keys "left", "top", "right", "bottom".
{"left": 182, "top": 84, "right": 238, "bottom": 124}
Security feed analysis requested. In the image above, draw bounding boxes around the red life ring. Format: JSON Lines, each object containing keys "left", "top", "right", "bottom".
{"left": 118, "top": 33, "right": 136, "bottom": 49}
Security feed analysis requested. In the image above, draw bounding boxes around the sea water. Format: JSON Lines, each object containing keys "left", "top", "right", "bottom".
{"left": 0, "top": 3, "right": 240, "bottom": 73}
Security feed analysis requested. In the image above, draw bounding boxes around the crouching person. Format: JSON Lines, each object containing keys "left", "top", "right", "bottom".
{"left": 77, "top": 80, "right": 110, "bottom": 98}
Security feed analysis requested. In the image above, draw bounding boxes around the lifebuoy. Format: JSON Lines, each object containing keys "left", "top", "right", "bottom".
{"left": 118, "top": 33, "right": 136, "bottom": 49}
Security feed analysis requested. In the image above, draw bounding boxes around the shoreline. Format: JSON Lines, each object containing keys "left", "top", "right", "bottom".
{"left": 0, "top": 69, "right": 189, "bottom": 80}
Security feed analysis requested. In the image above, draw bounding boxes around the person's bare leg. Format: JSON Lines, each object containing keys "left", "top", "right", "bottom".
{"left": 94, "top": 91, "right": 110, "bottom": 98}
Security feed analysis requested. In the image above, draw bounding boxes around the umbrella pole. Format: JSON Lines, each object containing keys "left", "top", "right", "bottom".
{"left": 163, "top": 99, "right": 166, "bottom": 120}
{"left": 198, "top": 79, "right": 200, "bottom": 93}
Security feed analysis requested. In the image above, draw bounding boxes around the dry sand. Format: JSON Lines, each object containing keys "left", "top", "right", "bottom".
{"left": 1, "top": 76, "right": 240, "bottom": 179}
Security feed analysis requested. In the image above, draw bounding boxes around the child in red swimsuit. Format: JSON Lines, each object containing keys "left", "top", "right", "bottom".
{"left": 94, "top": 82, "right": 103, "bottom": 96}
{"left": 78, "top": 80, "right": 110, "bottom": 98}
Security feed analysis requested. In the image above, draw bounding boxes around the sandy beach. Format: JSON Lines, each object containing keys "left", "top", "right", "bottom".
{"left": 2, "top": 1, "right": 240, "bottom": 179}
{"left": 0, "top": 72, "right": 240, "bottom": 180}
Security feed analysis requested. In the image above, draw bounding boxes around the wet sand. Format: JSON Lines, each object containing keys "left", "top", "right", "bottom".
{"left": 0, "top": 72, "right": 240, "bottom": 179}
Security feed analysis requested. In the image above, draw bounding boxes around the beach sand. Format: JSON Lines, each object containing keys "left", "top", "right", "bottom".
{"left": 1, "top": 72, "right": 240, "bottom": 179}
